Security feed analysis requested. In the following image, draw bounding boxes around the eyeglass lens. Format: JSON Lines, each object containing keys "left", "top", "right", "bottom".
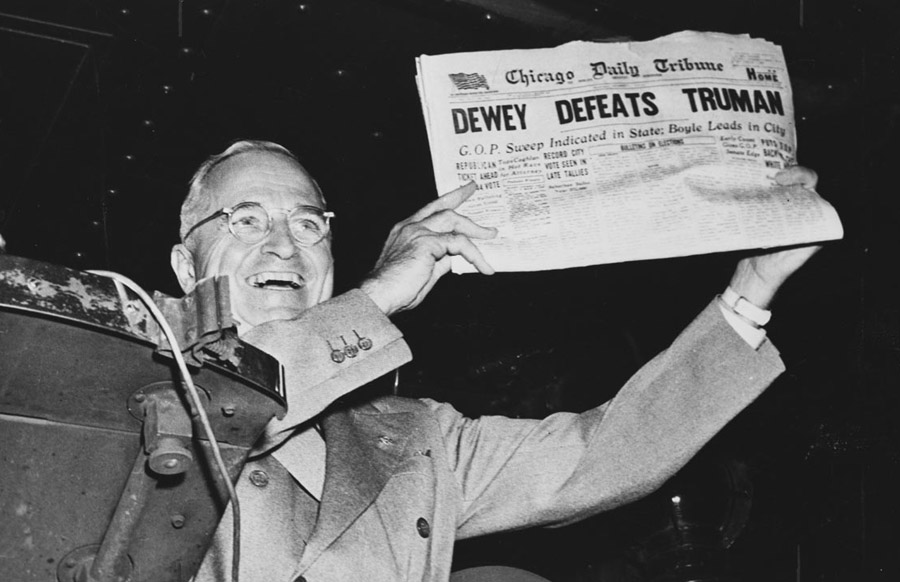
{"left": 229, "top": 203, "right": 328, "bottom": 245}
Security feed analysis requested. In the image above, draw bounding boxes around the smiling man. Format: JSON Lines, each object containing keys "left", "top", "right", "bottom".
{"left": 171, "top": 143, "right": 335, "bottom": 330}
{"left": 175, "top": 140, "right": 824, "bottom": 582}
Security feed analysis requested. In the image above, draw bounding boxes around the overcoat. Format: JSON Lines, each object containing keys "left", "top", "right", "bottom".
{"left": 196, "top": 291, "right": 784, "bottom": 582}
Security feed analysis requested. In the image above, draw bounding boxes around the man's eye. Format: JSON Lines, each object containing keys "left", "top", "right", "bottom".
{"left": 233, "top": 216, "right": 265, "bottom": 229}
{"left": 291, "top": 217, "right": 323, "bottom": 233}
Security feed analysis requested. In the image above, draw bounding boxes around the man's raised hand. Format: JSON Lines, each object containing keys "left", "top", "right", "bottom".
{"left": 360, "top": 182, "right": 497, "bottom": 316}
{"left": 729, "top": 166, "right": 824, "bottom": 308}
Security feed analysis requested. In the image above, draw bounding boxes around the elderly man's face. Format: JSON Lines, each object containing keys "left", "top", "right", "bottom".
{"left": 172, "top": 151, "right": 334, "bottom": 332}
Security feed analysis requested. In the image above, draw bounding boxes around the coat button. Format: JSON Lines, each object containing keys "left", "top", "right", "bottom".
{"left": 416, "top": 517, "right": 430, "bottom": 538}
{"left": 248, "top": 469, "right": 269, "bottom": 487}
{"left": 330, "top": 349, "right": 345, "bottom": 364}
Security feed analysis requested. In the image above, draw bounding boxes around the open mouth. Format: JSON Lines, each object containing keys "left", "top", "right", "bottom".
{"left": 246, "top": 272, "right": 304, "bottom": 290}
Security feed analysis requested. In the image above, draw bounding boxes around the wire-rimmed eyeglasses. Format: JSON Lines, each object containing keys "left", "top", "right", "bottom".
{"left": 184, "top": 202, "right": 334, "bottom": 246}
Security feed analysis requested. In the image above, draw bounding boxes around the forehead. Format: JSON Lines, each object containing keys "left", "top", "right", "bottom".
{"left": 204, "top": 150, "right": 324, "bottom": 209}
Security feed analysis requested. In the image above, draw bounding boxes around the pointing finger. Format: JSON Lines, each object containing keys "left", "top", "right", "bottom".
{"left": 410, "top": 181, "right": 478, "bottom": 222}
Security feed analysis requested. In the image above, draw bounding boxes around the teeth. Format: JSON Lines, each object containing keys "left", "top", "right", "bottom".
{"left": 247, "top": 272, "right": 303, "bottom": 289}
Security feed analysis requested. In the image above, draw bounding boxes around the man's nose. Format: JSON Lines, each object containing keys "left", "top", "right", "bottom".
{"left": 260, "top": 217, "right": 298, "bottom": 259}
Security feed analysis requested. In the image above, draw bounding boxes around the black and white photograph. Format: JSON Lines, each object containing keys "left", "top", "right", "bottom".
{"left": 1, "top": 1, "right": 897, "bottom": 581}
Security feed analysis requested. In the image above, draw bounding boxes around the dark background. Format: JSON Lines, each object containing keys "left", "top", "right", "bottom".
{"left": 1, "top": 1, "right": 897, "bottom": 580}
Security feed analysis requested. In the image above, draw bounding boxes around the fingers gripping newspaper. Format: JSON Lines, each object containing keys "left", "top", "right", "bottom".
{"left": 416, "top": 31, "right": 843, "bottom": 273}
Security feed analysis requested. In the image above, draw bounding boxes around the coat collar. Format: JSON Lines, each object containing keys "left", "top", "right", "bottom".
{"left": 297, "top": 402, "right": 414, "bottom": 571}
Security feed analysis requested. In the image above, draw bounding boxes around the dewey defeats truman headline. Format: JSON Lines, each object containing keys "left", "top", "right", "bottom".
{"left": 451, "top": 87, "right": 785, "bottom": 134}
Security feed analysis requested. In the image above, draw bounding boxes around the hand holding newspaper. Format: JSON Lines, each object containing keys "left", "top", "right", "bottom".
{"left": 416, "top": 31, "right": 842, "bottom": 273}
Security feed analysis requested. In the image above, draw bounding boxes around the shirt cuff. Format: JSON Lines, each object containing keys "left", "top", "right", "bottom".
{"left": 718, "top": 301, "right": 767, "bottom": 349}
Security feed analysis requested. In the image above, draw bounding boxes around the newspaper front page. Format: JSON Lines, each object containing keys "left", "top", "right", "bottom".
{"left": 416, "top": 31, "right": 843, "bottom": 273}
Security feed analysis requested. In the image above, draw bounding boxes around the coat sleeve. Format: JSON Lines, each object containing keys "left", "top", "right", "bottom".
{"left": 246, "top": 289, "right": 412, "bottom": 453}
{"left": 427, "top": 298, "right": 785, "bottom": 539}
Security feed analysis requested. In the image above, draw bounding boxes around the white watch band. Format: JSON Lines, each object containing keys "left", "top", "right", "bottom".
{"left": 721, "top": 286, "right": 772, "bottom": 327}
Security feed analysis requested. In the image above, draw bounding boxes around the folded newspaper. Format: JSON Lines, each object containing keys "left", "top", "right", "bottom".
{"left": 416, "top": 31, "right": 843, "bottom": 273}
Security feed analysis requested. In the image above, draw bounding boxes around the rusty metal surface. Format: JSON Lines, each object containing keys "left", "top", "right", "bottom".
{"left": 0, "top": 254, "right": 285, "bottom": 409}
{"left": 0, "top": 255, "right": 152, "bottom": 340}
{"left": 0, "top": 255, "right": 289, "bottom": 581}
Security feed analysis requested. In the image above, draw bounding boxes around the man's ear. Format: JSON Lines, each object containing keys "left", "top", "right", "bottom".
{"left": 170, "top": 243, "right": 197, "bottom": 293}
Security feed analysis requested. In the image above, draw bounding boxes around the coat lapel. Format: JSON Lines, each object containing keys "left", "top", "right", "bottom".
{"left": 297, "top": 404, "right": 414, "bottom": 571}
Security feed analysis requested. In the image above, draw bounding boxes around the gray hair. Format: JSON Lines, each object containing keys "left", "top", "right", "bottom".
{"left": 179, "top": 140, "right": 323, "bottom": 242}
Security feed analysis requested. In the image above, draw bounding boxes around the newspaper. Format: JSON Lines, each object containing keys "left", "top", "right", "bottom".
{"left": 415, "top": 31, "right": 843, "bottom": 273}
